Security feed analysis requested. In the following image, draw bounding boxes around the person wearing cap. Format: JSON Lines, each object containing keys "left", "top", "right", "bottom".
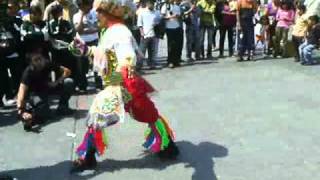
{"left": 69, "top": 0, "right": 179, "bottom": 173}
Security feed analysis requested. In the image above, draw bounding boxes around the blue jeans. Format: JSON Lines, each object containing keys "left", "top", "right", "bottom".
{"left": 186, "top": 25, "right": 200, "bottom": 58}
{"left": 200, "top": 25, "right": 213, "bottom": 57}
{"left": 137, "top": 37, "right": 156, "bottom": 68}
{"left": 299, "top": 41, "right": 316, "bottom": 63}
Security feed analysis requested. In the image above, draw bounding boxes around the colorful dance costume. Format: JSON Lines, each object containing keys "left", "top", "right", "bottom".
{"left": 70, "top": 22, "right": 179, "bottom": 171}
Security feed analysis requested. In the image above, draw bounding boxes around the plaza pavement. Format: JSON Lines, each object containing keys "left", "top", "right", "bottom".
{"left": 1, "top": 51, "right": 320, "bottom": 180}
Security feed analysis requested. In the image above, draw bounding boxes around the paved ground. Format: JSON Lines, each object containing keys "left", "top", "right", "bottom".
{"left": 1, "top": 49, "right": 320, "bottom": 180}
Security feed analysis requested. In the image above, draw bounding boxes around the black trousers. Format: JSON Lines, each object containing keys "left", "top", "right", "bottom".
{"left": 0, "top": 56, "right": 23, "bottom": 99}
{"left": 51, "top": 48, "right": 77, "bottom": 80}
{"left": 292, "top": 35, "right": 304, "bottom": 61}
{"left": 219, "top": 26, "right": 235, "bottom": 56}
{"left": 166, "top": 28, "right": 183, "bottom": 66}
{"left": 25, "top": 78, "right": 74, "bottom": 119}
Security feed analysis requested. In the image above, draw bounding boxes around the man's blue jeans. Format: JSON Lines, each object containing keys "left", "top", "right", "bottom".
{"left": 299, "top": 41, "right": 316, "bottom": 63}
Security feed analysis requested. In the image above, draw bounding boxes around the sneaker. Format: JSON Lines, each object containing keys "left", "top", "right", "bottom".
{"left": 168, "top": 63, "right": 175, "bottom": 68}
{"left": 207, "top": 55, "right": 213, "bottom": 60}
{"left": 5, "top": 99, "right": 17, "bottom": 106}
{"left": 237, "top": 56, "right": 244, "bottom": 62}
{"left": 157, "top": 138, "right": 180, "bottom": 160}
{"left": 187, "top": 57, "right": 195, "bottom": 62}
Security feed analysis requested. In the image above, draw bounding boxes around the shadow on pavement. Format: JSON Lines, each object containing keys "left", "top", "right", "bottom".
{"left": 0, "top": 141, "right": 228, "bottom": 180}
{"left": 0, "top": 109, "right": 88, "bottom": 133}
{"left": 0, "top": 109, "right": 18, "bottom": 127}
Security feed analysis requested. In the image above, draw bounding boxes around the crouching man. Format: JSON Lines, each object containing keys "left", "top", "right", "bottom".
{"left": 16, "top": 53, "right": 74, "bottom": 131}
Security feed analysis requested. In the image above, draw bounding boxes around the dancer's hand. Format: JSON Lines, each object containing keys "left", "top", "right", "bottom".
{"left": 21, "top": 112, "right": 33, "bottom": 121}
{"left": 127, "top": 66, "right": 135, "bottom": 79}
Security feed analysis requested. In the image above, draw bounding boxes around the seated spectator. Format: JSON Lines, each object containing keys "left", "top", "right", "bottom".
{"left": 299, "top": 15, "right": 320, "bottom": 65}
{"left": 17, "top": 52, "right": 74, "bottom": 131}
{"left": 48, "top": 4, "right": 77, "bottom": 78}
{"left": 292, "top": 4, "right": 308, "bottom": 62}
{"left": 20, "top": 5, "right": 49, "bottom": 58}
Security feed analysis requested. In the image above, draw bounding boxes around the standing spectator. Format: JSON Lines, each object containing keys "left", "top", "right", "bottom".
{"left": 73, "top": 0, "right": 102, "bottom": 91}
{"left": 292, "top": 4, "right": 308, "bottom": 62}
{"left": 0, "top": 0, "right": 23, "bottom": 106}
{"left": 43, "top": 0, "right": 78, "bottom": 22}
{"left": 197, "top": 0, "right": 216, "bottom": 59}
{"left": 175, "top": 0, "right": 184, "bottom": 64}
{"left": 161, "top": 0, "right": 183, "bottom": 68}
{"left": 273, "top": 1, "right": 295, "bottom": 58}
{"left": 219, "top": 0, "right": 237, "bottom": 57}
{"left": 237, "top": 0, "right": 257, "bottom": 61}
{"left": 137, "top": 0, "right": 159, "bottom": 70}
{"left": 183, "top": 0, "right": 201, "bottom": 61}
{"left": 266, "top": 0, "right": 280, "bottom": 55}
{"left": 299, "top": 15, "right": 320, "bottom": 65}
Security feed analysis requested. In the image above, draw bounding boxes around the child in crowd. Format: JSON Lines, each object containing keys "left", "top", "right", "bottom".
{"left": 255, "top": 4, "right": 269, "bottom": 55}
{"left": 299, "top": 15, "right": 320, "bottom": 65}
{"left": 291, "top": 4, "right": 308, "bottom": 62}
{"left": 273, "top": 1, "right": 295, "bottom": 58}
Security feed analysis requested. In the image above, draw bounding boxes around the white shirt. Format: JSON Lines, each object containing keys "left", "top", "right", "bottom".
{"left": 137, "top": 9, "right": 158, "bottom": 38}
{"left": 161, "top": 3, "right": 181, "bottom": 29}
{"left": 73, "top": 9, "right": 99, "bottom": 43}
{"left": 304, "top": 0, "right": 320, "bottom": 18}
{"left": 99, "top": 24, "right": 137, "bottom": 69}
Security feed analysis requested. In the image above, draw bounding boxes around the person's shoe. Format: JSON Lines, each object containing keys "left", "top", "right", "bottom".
{"left": 23, "top": 122, "right": 33, "bottom": 132}
{"left": 207, "top": 55, "right": 213, "bottom": 60}
{"left": 237, "top": 56, "right": 244, "bottom": 62}
{"left": 149, "top": 66, "right": 157, "bottom": 70}
{"left": 70, "top": 149, "right": 97, "bottom": 173}
{"left": 168, "top": 63, "right": 175, "bottom": 68}
{"left": 157, "top": 138, "right": 180, "bottom": 160}
{"left": 5, "top": 99, "right": 16, "bottom": 106}
{"left": 187, "top": 57, "right": 195, "bottom": 63}
{"left": 56, "top": 107, "right": 74, "bottom": 116}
